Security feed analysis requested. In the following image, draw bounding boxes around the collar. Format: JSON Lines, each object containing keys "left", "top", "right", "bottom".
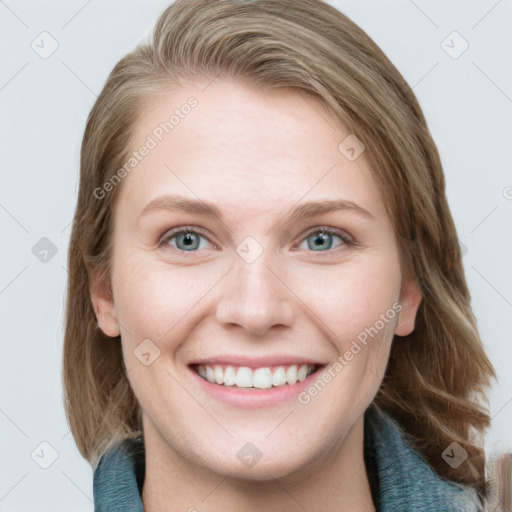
{"left": 93, "top": 403, "right": 481, "bottom": 511}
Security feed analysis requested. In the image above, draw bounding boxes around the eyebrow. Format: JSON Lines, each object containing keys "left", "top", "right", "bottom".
{"left": 138, "top": 194, "right": 375, "bottom": 224}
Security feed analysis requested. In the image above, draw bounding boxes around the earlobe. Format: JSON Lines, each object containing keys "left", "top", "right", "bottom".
{"left": 394, "top": 275, "right": 422, "bottom": 337}
{"left": 88, "top": 267, "right": 120, "bottom": 338}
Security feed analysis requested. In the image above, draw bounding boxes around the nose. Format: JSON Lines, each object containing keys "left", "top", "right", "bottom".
{"left": 215, "top": 248, "right": 295, "bottom": 336}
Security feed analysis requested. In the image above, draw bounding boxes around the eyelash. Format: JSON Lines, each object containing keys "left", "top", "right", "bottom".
{"left": 158, "top": 225, "right": 356, "bottom": 254}
{"left": 294, "top": 226, "right": 355, "bottom": 252}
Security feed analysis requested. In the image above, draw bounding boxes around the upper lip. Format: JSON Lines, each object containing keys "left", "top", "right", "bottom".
{"left": 189, "top": 354, "right": 327, "bottom": 368}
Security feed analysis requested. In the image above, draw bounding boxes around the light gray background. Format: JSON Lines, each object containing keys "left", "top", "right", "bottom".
{"left": 0, "top": 1, "right": 511, "bottom": 510}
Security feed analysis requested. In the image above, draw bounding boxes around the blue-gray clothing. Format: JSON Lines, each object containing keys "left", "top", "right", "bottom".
{"left": 93, "top": 403, "right": 481, "bottom": 511}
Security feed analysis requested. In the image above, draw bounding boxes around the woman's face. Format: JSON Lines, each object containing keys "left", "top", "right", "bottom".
{"left": 92, "top": 80, "right": 421, "bottom": 479}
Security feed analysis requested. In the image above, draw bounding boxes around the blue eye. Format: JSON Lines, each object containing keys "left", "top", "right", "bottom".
{"left": 298, "top": 228, "right": 350, "bottom": 251}
{"left": 159, "top": 226, "right": 353, "bottom": 254}
{"left": 160, "top": 228, "right": 210, "bottom": 252}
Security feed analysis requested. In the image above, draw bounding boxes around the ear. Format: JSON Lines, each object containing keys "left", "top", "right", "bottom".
{"left": 394, "top": 273, "right": 422, "bottom": 337}
{"left": 88, "top": 267, "right": 120, "bottom": 338}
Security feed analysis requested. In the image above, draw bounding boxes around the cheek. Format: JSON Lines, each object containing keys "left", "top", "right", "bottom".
{"left": 112, "top": 255, "right": 219, "bottom": 341}
{"left": 293, "top": 256, "right": 402, "bottom": 348}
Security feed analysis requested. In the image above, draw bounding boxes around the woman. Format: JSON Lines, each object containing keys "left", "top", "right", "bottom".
{"left": 62, "top": 0, "right": 496, "bottom": 510}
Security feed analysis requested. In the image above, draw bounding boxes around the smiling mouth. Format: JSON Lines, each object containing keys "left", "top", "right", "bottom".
{"left": 191, "top": 363, "right": 322, "bottom": 389}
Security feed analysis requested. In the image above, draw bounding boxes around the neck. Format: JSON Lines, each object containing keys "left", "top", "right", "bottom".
{"left": 141, "top": 415, "right": 376, "bottom": 512}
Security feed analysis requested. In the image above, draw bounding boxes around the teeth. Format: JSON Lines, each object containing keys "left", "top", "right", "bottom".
{"left": 253, "top": 368, "right": 272, "bottom": 389}
{"left": 286, "top": 365, "right": 297, "bottom": 385}
{"left": 214, "top": 365, "right": 224, "bottom": 385}
{"left": 297, "top": 363, "right": 308, "bottom": 381}
{"left": 196, "top": 363, "right": 316, "bottom": 388}
{"left": 235, "top": 367, "right": 253, "bottom": 388}
{"left": 272, "top": 366, "right": 287, "bottom": 386}
{"left": 224, "top": 366, "right": 236, "bottom": 386}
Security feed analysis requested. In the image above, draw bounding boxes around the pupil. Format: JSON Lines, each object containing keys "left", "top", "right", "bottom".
{"left": 180, "top": 233, "right": 198, "bottom": 249}
{"left": 310, "top": 232, "right": 331, "bottom": 251}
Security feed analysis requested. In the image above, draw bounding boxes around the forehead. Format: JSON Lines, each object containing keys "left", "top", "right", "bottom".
{"left": 116, "top": 80, "right": 388, "bottom": 224}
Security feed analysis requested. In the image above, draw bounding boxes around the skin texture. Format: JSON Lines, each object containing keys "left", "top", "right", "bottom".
{"left": 91, "top": 79, "right": 422, "bottom": 511}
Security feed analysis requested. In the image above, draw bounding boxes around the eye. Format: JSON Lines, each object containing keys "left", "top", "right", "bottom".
{"left": 158, "top": 226, "right": 354, "bottom": 254}
{"left": 159, "top": 227, "right": 212, "bottom": 252}
{"left": 296, "top": 227, "right": 353, "bottom": 252}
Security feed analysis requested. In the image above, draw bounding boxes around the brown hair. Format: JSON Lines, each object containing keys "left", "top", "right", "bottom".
{"left": 62, "top": 0, "right": 496, "bottom": 502}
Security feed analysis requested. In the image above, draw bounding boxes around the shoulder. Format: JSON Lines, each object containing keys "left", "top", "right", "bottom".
{"left": 93, "top": 436, "right": 145, "bottom": 511}
{"left": 364, "top": 404, "right": 483, "bottom": 512}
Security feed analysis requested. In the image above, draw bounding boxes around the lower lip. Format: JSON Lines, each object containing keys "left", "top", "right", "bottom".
{"left": 189, "top": 366, "right": 323, "bottom": 409}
